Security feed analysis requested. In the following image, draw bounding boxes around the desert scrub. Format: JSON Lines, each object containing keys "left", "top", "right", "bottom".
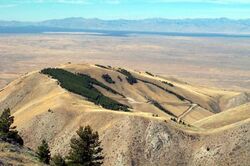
{"left": 162, "top": 81, "right": 174, "bottom": 87}
{"left": 117, "top": 76, "right": 123, "bottom": 82}
{"left": 138, "top": 78, "right": 185, "bottom": 101}
{"left": 41, "top": 68, "right": 129, "bottom": 112}
{"left": 117, "top": 68, "right": 137, "bottom": 85}
{"left": 102, "top": 74, "right": 115, "bottom": 84}
{"left": 145, "top": 71, "right": 154, "bottom": 77}
{"left": 149, "top": 99, "right": 176, "bottom": 117}
{"left": 95, "top": 64, "right": 109, "bottom": 69}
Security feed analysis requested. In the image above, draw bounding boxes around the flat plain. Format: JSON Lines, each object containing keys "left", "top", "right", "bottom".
{"left": 0, "top": 34, "right": 250, "bottom": 91}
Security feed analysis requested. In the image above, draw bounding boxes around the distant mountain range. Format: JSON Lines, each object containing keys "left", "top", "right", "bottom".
{"left": 1, "top": 17, "right": 250, "bottom": 34}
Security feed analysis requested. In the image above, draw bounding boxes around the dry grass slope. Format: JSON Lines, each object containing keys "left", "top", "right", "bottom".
{"left": 0, "top": 63, "right": 249, "bottom": 166}
{"left": 0, "top": 141, "right": 43, "bottom": 166}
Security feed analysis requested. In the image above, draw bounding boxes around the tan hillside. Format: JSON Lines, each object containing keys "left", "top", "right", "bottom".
{"left": 0, "top": 141, "right": 43, "bottom": 166}
{"left": 194, "top": 102, "right": 250, "bottom": 129}
{"left": 0, "top": 63, "right": 249, "bottom": 166}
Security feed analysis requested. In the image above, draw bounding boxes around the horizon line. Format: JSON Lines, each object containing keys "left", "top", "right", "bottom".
{"left": 1, "top": 17, "right": 250, "bottom": 22}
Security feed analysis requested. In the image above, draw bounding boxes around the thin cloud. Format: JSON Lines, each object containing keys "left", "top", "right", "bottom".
{"left": 51, "top": 0, "right": 89, "bottom": 4}
{"left": 147, "top": 0, "right": 250, "bottom": 4}
{"left": 104, "top": 0, "right": 121, "bottom": 4}
{"left": 0, "top": 4, "right": 17, "bottom": 8}
{"left": 3, "top": 0, "right": 123, "bottom": 5}
{"left": 10, "top": 0, "right": 89, "bottom": 4}
{"left": 4, "top": 0, "right": 250, "bottom": 5}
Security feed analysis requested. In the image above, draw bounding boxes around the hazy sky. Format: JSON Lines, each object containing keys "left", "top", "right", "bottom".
{"left": 1, "top": 0, "right": 250, "bottom": 21}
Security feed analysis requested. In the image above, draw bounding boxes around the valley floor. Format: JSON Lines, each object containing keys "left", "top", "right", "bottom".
{"left": 0, "top": 34, "right": 250, "bottom": 91}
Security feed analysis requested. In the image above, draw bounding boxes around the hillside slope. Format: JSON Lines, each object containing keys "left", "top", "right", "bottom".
{"left": 194, "top": 102, "right": 250, "bottom": 129}
{"left": 0, "top": 63, "right": 249, "bottom": 165}
{"left": 0, "top": 141, "right": 43, "bottom": 166}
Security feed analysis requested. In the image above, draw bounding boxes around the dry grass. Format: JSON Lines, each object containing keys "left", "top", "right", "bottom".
{"left": 0, "top": 141, "right": 42, "bottom": 165}
{"left": 0, "top": 63, "right": 249, "bottom": 165}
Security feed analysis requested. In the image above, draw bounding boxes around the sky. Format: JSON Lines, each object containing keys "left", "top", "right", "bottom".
{"left": 1, "top": 0, "right": 250, "bottom": 21}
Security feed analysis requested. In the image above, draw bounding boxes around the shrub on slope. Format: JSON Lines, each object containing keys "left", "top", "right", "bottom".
{"left": 117, "top": 69, "right": 137, "bottom": 85}
{"left": 102, "top": 74, "right": 115, "bottom": 84}
{"left": 41, "top": 68, "right": 129, "bottom": 112}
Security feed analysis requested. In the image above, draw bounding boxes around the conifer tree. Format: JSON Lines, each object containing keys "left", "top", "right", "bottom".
{"left": 0, "top": 108, "right": 23, "bottom": 145}
{"left": 0, "top": 108, "right": 14, "bottom": 133}
{"left": 67, "top": 126, "right": 104, "bottom": 166}
{"left": 51, "top": 154, "right": 67, "bottom": 166}
{"left": 37, "top": 139, "right": 51, "bottom": 164}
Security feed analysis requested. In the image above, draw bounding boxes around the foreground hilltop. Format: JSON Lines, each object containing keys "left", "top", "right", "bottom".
{"left": 0, "top": 63, "right": 249, "bottom": 165}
